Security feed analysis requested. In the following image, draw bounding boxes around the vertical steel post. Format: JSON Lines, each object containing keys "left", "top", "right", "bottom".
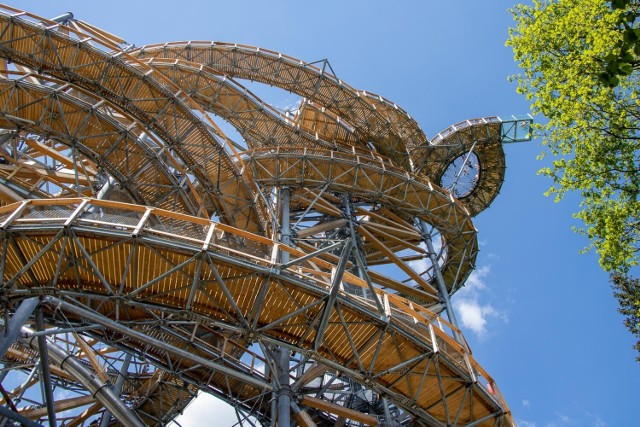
{"left": 276, "top": 347, "right": 291, "bottom": 427}
{"left": 382, "top": 397, "right": 393, "bottom": 426}
{"left": 35, "top": 308, "right": 57, "bottom": 427}
{"left": 99, "top": 353, "right": 132, "bottom": 427}
{"left": 266, "top": 363, "right": 277, "bottom": 427}
{"left": 419, "top": 221, "right": 463, "bottom": 342}
{"left": 277, "top": 187, "right": 291, "bottom": 426}
{"left": 343, "top": 195, "right": 365, "bottom": 279}
{"left": 346, "top": 195, "right": 393, "bottom": 420}
{"left": 280, "top": 187, "right": 291, "bottom": 265}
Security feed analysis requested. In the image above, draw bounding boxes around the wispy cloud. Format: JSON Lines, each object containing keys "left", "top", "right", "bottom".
{"left": 172, "top": 360, "right": 266, "bottom": 426}
{"left": 557, "top": 413, "right": 572, "bottom": 423}
{"left": 172, "top": 393, "right": 244, "bottom": 426}
{"left": 407, "top": 243, "right": 429, "bottom": 277}
{"left": 529, "top": 407, "right": 609, "bottom": 427}
{"left": 545, "top": 412, "right": 575, "bottom": 427}
{"left": 406, "top": 248, "right": 507, "bottom": 338}
{"left": 587, "top": 413, "right": 607, "bottom": 427}
{"left": 276, "top": 96, "right": 301, "bottom": 114}
{"left": 453, "top": 265, "right": 507, "bottom": 338}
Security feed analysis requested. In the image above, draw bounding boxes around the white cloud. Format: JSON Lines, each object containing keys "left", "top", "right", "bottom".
{"left": 276, "top": 96, "right": 302, "bottom": 114}
{"left": 171, "top": 351, "right": 267, "bottom": 426}
{"left": 519, "top": 420, "right": 537, "bottom": 427}
{"left": 533, "top": 409, "right": 608, "bottom": 427}
{"left": 453, "top": 265, "right": 507, "bottom": 338}
{"left": 407, "top": 253, "right": 507, "bottom": 339}
{"left": 407, "top": 256, "right": 429, "bottom": 276}
{"left": 587, "top": 413, "right": 607, "bottom": 427}
{"left": 558, "top": 413, "right": 572, "bottom": 423}
{"left": 545, "top": 412, "right": 574, "bottom": 427}
{"left": 406, "top": 250, "right": 507, "bottom": 339}
{"left": 172, "top": 393, "right": 242, "bottom": 427}
{"left": 522, "top": 399, "right": 531, "bottom": 408}
{"left": 456, "top": 300, "right": 498, "bottom": 336}
{"left": 461, "top": 265, "right": 490, "bottom": 292}
{"left": 486, "top": 252, "right": 500, "bottom": 261}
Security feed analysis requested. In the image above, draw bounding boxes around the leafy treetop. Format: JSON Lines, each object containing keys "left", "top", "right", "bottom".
{"left": 508, "top": 0, "right": 640, "bottom": 274}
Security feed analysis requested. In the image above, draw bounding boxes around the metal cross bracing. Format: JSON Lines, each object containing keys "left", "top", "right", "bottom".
{"left": 246, "top": 147, "right": 478, "bottom": 302}
{"left": 134, "top": 43, "right": 414, "bottom": 167}
{"left": 0, "top": 199, "right": 507, "bottom": 426}
{"left": 0, "top": 71, "right": 205, "bottom": 213}
{"left": 0, "top": 5, "right": 532, "bottom": 426}
{"left": 0, "top": 7, "right": 264, "bottom": 232}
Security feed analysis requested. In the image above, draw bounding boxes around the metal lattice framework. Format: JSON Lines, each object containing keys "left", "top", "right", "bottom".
{"left": 0, "top": 5, "right": 533, "bottom": 427}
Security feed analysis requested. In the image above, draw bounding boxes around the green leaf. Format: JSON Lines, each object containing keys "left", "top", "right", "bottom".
{"left": 611, "top": 0, "right": 630, "bottom": 10}
{"left": 508, "top": 0, "right": 640, "bottom": 278}
{"left": 624, "top": 29, "right": 638, "bottom": 43}
{"left": 619, "top": 62, "right": 634, "bottom": 75}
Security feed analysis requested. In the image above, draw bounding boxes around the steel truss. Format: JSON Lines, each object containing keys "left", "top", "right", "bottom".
{"left": 0, "top": 5, "right": 532, "bottom": 427}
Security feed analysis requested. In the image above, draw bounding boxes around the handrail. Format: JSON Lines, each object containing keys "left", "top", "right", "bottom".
{"left": 0, "top": 197, "right": 503, "bottom": 406}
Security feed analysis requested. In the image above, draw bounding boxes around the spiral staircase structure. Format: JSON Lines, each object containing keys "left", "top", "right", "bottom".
{"left": 0, "top": 6, "right": 532, "bottom": 427}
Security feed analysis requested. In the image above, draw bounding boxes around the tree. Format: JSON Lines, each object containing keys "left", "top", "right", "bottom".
{"left": 507, "top": 0, "right": 640, "bottom": 359}
{"left": 611, "top": 273, "right": 640, "bottom": 361}
{"left": 600, "top": 0, "right": 640, "bottom": 88}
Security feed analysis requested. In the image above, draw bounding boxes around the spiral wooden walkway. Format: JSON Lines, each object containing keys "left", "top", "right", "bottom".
{"left": 0, "top": 5, "right": 531, "bottom": 427}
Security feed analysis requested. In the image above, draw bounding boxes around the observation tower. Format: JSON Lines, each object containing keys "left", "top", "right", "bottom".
{"left": 0, "top": 6, "right": 532, "bottom": 427}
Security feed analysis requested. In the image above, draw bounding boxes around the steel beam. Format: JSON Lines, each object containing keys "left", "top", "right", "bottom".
{"left": 276, "top": 346, "right": 291, "bottom": 427}
{"left": 23, "top": 326, "right": 145, "bottom": 427}
{"left": 275, "top": 187, "right": 293, "bottom": 426}
{"left": 382, "top": 397, "right": 393, "bottom": 426}
{"left": 99, "top": 352, "right": 132, "bottom": 427}
{"left": 0, "top": 405, "right": 43, "bottom": 427}
{"left": 313, "top": 238, "right": 352, "bottom": 351}
{"left": 281, "top": 241, "right": 342, "bottom": 270}
{"left": 45, "top": 297, "right": 272, "bottom": 392}
{"left": 35, "top": 308, "right": 57, "bottom": 427}
{"left": 419, "top": 221, "right": 463, "bottom": 342}
{"left": 49, "top": 12, "right": 74, "bottom": 23}
{"left": 26, "top": 324, "right": 104, "bottom": 337}
{"left": 0, "top": 297, "right": 38, "bottom": 359}
{"left": 10, "top": 360, "right": 39, "bottom": 407}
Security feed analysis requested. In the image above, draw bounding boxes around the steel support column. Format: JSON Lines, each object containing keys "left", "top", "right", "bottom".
{"left": 419, "top": 221, "right": 463, "bottom": 342}
{"left": 99, "top": 352, "right": 132, "bottom": 427}
{"left": 280, "top": 187, "right": 291, "bottom": 265}
{"left": 276, "top": 346, "right": 291, "bottom": 427}
{"left": 35, "top": 308, "right": 57, "bottom": 427}
{"left": 382, "top": 397, "right": 393, "bottom": 426}
{"left": 277, "top": 187, "right": 291, "bottom": 426}
{"left": 0, "top": 297, "right": 39, "bottom": 359}
{"left": 343, "top": 195, "right": 366, "bottom": 279}
{"left": 313, "top": 238, "right": 353, "bottom": 351}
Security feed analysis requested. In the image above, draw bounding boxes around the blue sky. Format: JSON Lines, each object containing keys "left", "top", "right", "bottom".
{"left": 6, "top": 1, "right": 638, "bottom": 426}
